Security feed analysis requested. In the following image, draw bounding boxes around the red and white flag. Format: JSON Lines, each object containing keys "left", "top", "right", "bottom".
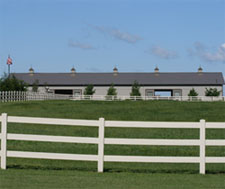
{"left": 7, "top": 55, "right": 12, "bottom": 65}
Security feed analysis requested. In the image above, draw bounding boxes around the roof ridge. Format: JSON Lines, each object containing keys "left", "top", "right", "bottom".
{"left": 12, "top": 72, "right": 223, "bottom": 74}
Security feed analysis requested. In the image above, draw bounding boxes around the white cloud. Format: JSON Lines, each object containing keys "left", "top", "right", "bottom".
{"left": 90, "top": 25, "right": 142, "bottom": 44}
{"left": 188, "top": 42, "right": 225, "bottom": 63}
{"left": 147, "top": 46, "right": 178, "bottom": 59}
{"left": 68, "top": 40, "right": 95, "bottom": 50}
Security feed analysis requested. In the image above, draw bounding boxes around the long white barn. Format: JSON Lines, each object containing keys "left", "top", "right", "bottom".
{"left": 13, "top": 67, "right": 224, "bottom": 97}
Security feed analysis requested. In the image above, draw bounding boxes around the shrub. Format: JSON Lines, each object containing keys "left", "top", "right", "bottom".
{"left": 0, "top": 74, "right": 27, "bottom": 91}
{"left": 84, "top": 84, "right": 95, "bottom": 95}
{"left": 105, "top": 84, "right": 117, "bottom": 100}
{"left": 107, "top": 84, "right": 117, "bottom": 96}
{"left": 130, "top": 80, "right": 141, "bottom": 96}
{"left": 205, "top": 88, "right": 220, "bottom": 97}
{"left": 188, "top": 88, "right": 198, "bottom": 96}
{"left": 32, "top": 80, "right": 39, "bottom": 92}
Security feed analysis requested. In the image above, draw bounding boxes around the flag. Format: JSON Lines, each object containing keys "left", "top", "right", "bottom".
{"left": 7, "top": 55, "right": 12, "bottom": 65}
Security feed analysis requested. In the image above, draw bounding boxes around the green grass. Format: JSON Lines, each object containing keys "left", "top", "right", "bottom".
{"left": 1, "top": 100, "right": 225, "bottom": 121}
{"left": 0, "top": 100, "right": 225, "bottom": 188}
{"left": 1, "top": 169, "right": 225, "bottom": 189}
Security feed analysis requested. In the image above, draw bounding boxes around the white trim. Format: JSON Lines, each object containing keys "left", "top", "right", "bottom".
{"left": 8, "top": 116, "right": 99, "bottom": 127}
{"left": 105, "top": 121, "right": 200, "bottom": 128}
{"left": 104, "top": 156, "right": 200, "bottom": 163}
{"left": 200, "top": 119, "right": 206, "bottom": 174}
{"left": 7, "top": 151, "right": 98, "bottom": 161}
{"left": 7, "top": 134, "right": 98, "bottom": 144}
{"left": 98, "top": 118, "right": 105, "bottom": 172}
{"left": 105, "top": 139, "right": 200, "bottom": 146}
{"left": 0, "top": 113, "right": 7, "bottom": 169}
{"left": 205, "top": 157, "right": 225, "bottom": 163}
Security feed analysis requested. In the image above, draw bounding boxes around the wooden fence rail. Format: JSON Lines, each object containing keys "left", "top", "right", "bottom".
{"left": 0, "top": 113, "right": 225, "bottom": 174}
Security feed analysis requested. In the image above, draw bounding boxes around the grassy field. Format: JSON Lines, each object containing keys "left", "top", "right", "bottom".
{"left": 0, "top": 100, "right": 225, "bottom": 188}
{"left": 1, "top": 169, "right": 224, "bottom": 189}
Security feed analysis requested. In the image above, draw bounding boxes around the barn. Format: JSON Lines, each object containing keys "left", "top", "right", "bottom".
{"left": 13, "top": 67, "right": 224, "bottom": 97}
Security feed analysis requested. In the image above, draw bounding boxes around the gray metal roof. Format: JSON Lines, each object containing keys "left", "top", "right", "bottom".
{"left": 12, "top": 72, "right": 224, "bottom": 86}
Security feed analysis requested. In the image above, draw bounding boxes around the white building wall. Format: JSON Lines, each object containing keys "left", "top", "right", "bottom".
{"left": 141, "top": 86, "right": 223, "bottom": 96}
{"left": 28, "top": 85, "right": 223, "bottom": 96}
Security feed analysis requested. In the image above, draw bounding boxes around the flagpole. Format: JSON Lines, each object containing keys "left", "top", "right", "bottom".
{"left": 8, "top": 64, "right": 10, "bottom": 77}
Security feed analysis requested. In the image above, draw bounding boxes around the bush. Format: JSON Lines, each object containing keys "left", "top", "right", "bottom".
{"left": 84, "top": 84, "right": 95, "bottom": 96}
{"left": 205, "top": 88, "right": 220, "bottom": 97}
{"left": 0, "top": 74, "right": 27, "bottom": 91}
{"left": 188, "top": 88, "right": 198, "bottom": 96}
{"left": 130, "top": 80, "right": 141, "bottom": 96}
{"left": 107, "top": 83, "right": 117, "bottom": 96}
{"left": 32, "top": 80, "right": 39, "bottom": 92}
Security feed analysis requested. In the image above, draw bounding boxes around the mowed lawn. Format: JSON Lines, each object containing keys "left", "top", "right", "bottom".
{"left": 0, "top": 100, "right": 225, "bottom": 188}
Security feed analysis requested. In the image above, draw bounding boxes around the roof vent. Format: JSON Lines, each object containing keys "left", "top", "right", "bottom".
{"left": 198, "top": 66, "right": 203, "bottom": 73}
{"left": 113, "top": 66, "right": 118, "bottom": 76}
{"left": 71, "top": 67, "right": 76, "bottom": 76}
{"left": 29, "top": 67, "right": 34, "bottom": 76}
{"left": 154, "top": 66, "right": 159, "bottom": 73}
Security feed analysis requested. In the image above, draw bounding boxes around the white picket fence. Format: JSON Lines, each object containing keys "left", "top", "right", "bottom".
{"left": 0, "top": 91, "right": 27, "bottom": 102}
{"left": 0, "top": 91, "right": 71, "bottom": 102}
{"left": 0, "top": 113, "right": 225, "bottom": 174}
{"left": 0, "top": 91, "right": 225, "bottom": 102}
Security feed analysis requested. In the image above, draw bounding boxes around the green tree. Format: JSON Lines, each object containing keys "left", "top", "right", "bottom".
{"left": 32, "top": 79, "right": 39, "bottom": 92}
{"left": 0, "top": 74, "right": 27, "bottom": 91}
{"left": 130, "top": 80, "right": 141, "bottom": 96}
{"left": 107, "top": 84, "right": 117, "bottom": 96}
{"left": 188, "top": 88, "right": 198, "bottom": 96}
{"left": 84, "top": 84, "right": 95, "bottom": 95}
{"left": 205, "top": 88, "right": 220, "bottom": 97}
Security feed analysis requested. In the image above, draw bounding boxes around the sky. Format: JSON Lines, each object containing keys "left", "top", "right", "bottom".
{"left": 0, "top": 0, "right": 225, "bottom": 76}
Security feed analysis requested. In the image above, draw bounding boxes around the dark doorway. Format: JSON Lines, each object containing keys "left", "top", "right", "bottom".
{"left": 54, "top": 90, "right": 73, "bottom": 95}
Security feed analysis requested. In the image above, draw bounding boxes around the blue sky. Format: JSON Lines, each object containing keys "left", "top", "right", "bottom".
{"left": 0, "top": 0, "right": 225, "bottom": 75}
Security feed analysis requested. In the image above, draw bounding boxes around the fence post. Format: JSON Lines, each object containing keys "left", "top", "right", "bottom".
{"left": 1, "top": 113, "right": 8, "bottom": 169}
{"left": 200, "top": 119, "right": 206, "bottom": 174}
{"left": 98, "top": 117, "right": 105, "bottom": 172}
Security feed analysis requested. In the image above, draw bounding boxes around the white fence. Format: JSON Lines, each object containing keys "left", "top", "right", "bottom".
{"left": 0, "top": 113, "right": 225, "bottom": 174}
{"left": 72, "top": 95, "right": 225, "bottom": 102}
{"left": 0, "top": 91, "right": 71, "bottom": 102}
{"left": 0, "top": 91, "right": 225, "bottom": 102}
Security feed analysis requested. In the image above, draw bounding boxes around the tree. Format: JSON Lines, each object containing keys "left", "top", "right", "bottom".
{"left": 188, "top": 88, "right": 198, "bottom": 96}
{"left": 0, "top": 74, "right": 27, "bottom": 91}
{"left": 130, "top": 80, "right": 141, "bottom": 96}
{"left": 107, "top": 84, "right": 117, "bottom": 96}
{"left": 32, "top": 79, "right": 39, "bottom": 92}
{"left": 205, "top": 88, "right": 220, "bottom": 97}
{"left": 84, "top": 84, "right": 95, "bottom": 95}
